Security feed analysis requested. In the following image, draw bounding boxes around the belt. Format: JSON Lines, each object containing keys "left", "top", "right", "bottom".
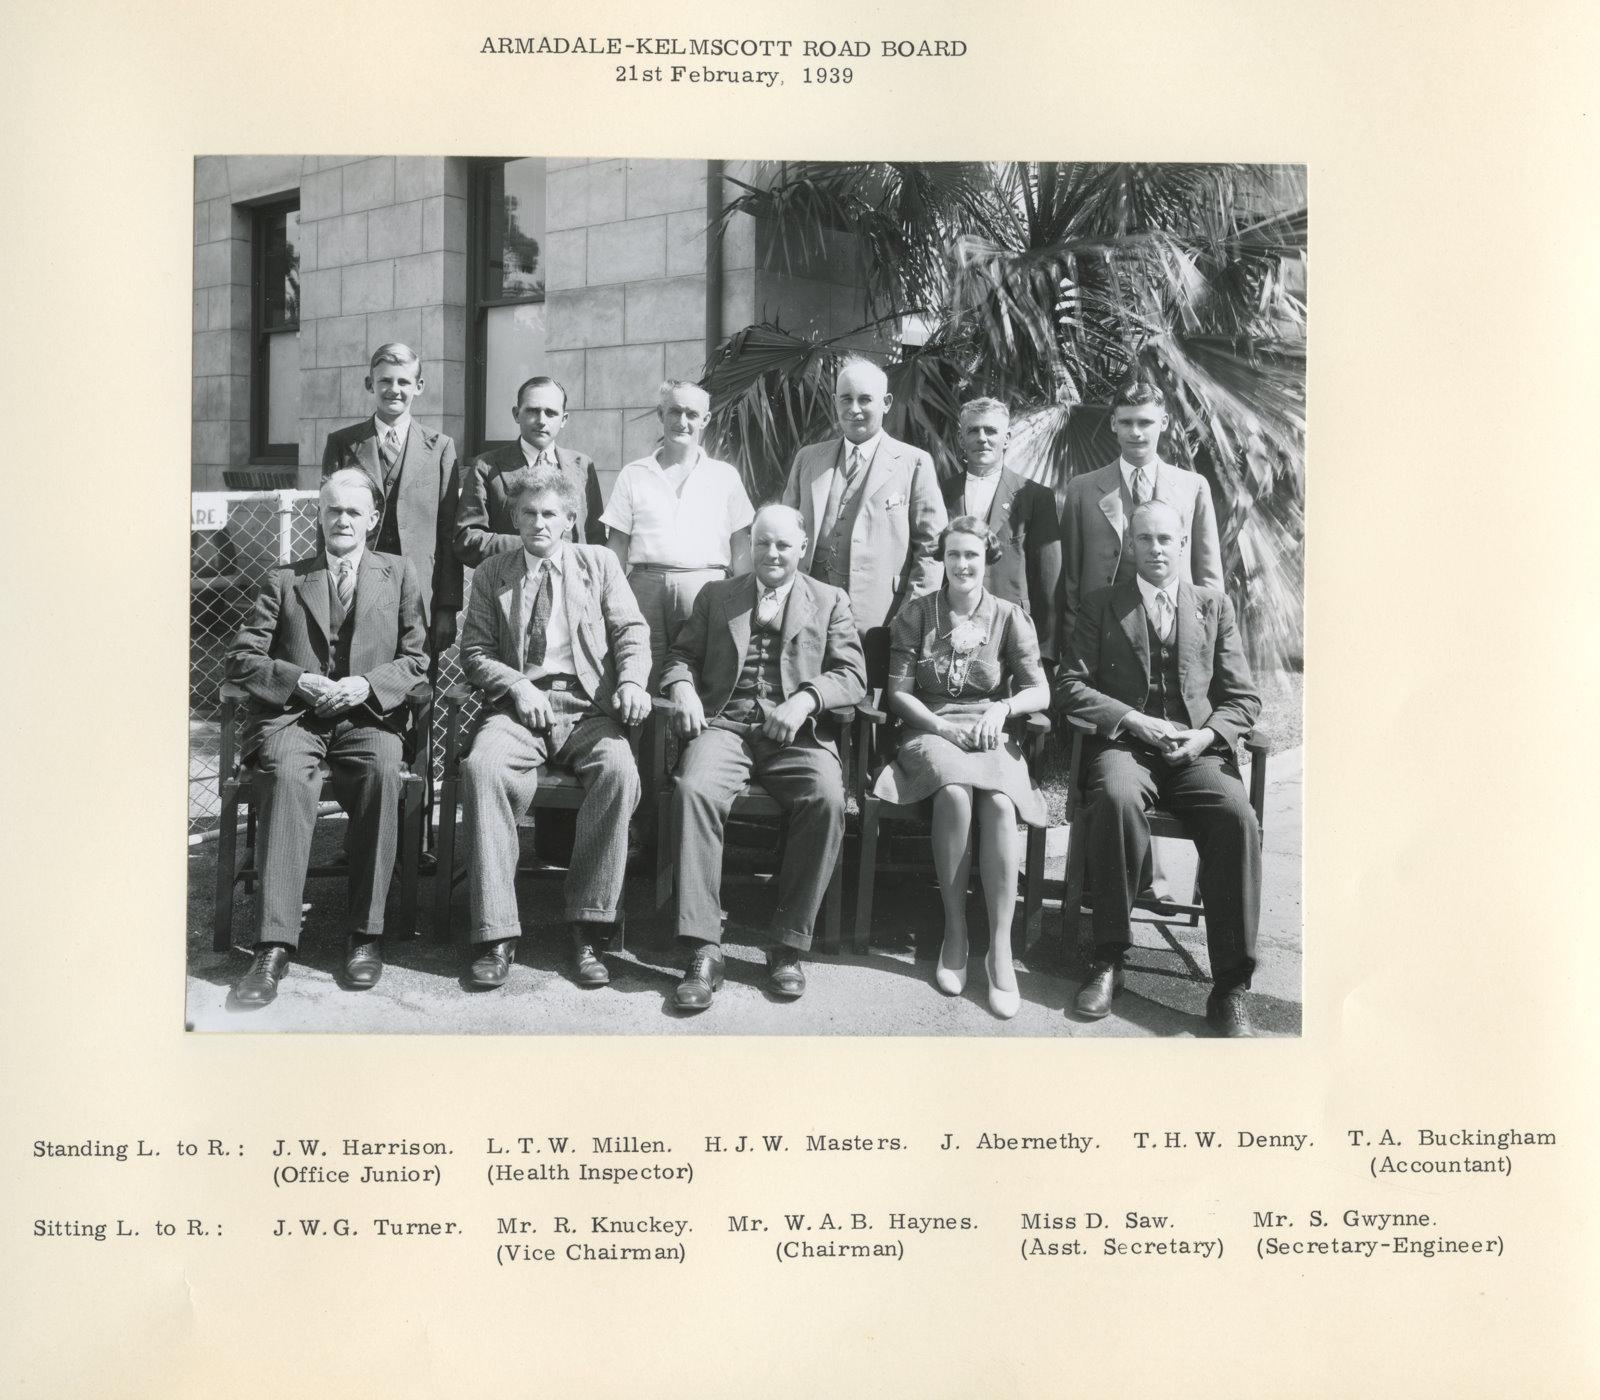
{"left": 528, "top": 673, "right": 580, "bottom": 691}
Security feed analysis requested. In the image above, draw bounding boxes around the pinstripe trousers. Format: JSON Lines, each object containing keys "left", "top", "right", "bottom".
{"left": 252, "top": 717, "right": 403, "bottom": 946}
{"left": 460, "top": 708, "right": 640, "bottom": 940}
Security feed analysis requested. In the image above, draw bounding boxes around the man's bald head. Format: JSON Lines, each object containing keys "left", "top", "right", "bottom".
{"left": 834, "top": 356, "right": 892, "bottom": 445}
{"left": 1129, "top": 498, "right": 1188, "bottom": 588}
{"left": 751, "top": 504, "right": 808, "bottom": 589}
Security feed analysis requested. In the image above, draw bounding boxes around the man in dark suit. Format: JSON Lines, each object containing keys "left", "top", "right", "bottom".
{"left": 225, "top": 469, "right": 429, "bottom": 1006}
{"left": 1055, "top": 499, "right": 1263, "bottom": 1036}
{"left": 781, "top": 356, "right": 945, "bottom": 681}
{"left": 940, "top": 396, "right": 1062, "bottom": 664}
{"left": 1056, "top": 378, "right": 1223, "bottom": 647}
{"left": 321, "top": 343, "right": 462, "bottom": 655}
{"left": 658, "top": 504, "right": 868, "bottom": 1011}
{"left": 457, "top": 467, "right": 651, "bottom": 991}
{"left": 455, "top": 375, "right": 606, "bottom": 566}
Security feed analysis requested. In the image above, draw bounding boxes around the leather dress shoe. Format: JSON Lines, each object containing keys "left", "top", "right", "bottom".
{"left": 343, "top": 936, "right": 383, "bottom": 990}
{"left": 233, "top": 945, "right": 291, "bottom": 1007}
{"left": 672, "top": 944, "right": 724, "bottom": 1012}
{"left": 1073, "top": 960, "right": 1125, "bottom": 1019}
{"left": 570, "top": 927, "right": 611, "bottom": 989}
{"left": 767, "top": 948, "right": 806, "bottom": 999}
{"left": 469, "top": 938, "right": 517, "bottom": 988}
{"left": 1206, "top": 989, "right": 1254, "bottom": 1038}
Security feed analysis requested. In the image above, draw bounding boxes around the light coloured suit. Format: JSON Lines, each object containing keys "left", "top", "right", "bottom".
{"left": 457, "top": 543, "right": 648, "bottom": 940}
{"left": 781, "top": 434, "right": 945, "bottom": 677}
{"left": 321, "top": 420, "right": 461, "bottom": 632}
{"left": 659, "top": 573, "right": 867, "bottom": 951}
{"left": 1057, "top": 459, "right": 1223, "bottom": 650}
{"left": 455, "top": 443, "right": 606, "bottom": 566}
{"left": 226, "top": 551, "right": 428, "bottom": 946}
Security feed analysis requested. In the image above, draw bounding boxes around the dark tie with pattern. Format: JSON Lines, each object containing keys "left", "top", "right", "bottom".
{"left": 525, "top": 564, "right": 551, "bottom": 669}
{"left": 379, "top": 427, "right": 401, "bottom": 481}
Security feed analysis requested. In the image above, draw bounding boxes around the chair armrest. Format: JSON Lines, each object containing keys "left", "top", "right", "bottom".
{"left": 1007, "top": 712, "right": 1051, "bottom": 737}
{"left": 1244, "top": 735, "right": 1272, "bottom": 757}
{"left": 856, "top": 702, "right": 889, "bottom": 726}
{"left": 1065, "top": 714, "right": 1096, "bottom": 735}
{"left": 442, "top": 682, "right": 475, "bottom": 711}
{"left": 219, "top": 681, "right": 249, "bottom": 704}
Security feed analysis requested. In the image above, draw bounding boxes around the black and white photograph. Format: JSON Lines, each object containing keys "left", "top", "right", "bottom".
{"left": 185, "top": 156, "right": 1306, "bottom": 1035}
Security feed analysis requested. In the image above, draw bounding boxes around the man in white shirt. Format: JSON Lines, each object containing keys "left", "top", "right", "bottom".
{"left": 1055, "top": 500, "right": 1263, "bottom": 1036}
{"left": 602, "top": 380, "right": 755, "bottom": 687}
{"left": 456, "top": 468, "right": 651, "bottom": 991}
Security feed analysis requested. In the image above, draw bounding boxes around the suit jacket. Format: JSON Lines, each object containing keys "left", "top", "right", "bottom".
{"left": 226, "top": 551, "right": 429, "bottom": 757}
{"left": 942, "top": 466, "right": 1063, "bottom": 660}
{"left": 1054, "top": 578, "right": 1259, "bottom": 753}
{"left": 321, "top": 418, "right": 462, "bottom": 625}
{"left": 781, "top": 434, "right": 946, "bottom": 631}
{"left": 658, "top": 573, "right": 868, "bottom": 755}
{"left": 1057, "top": 459, "right": 1223, "bottom": 652}
{"left": 455, "top": 443, "right": 606, "bottom": 566}
{"left": 459, "top": 542, "right": 649, "bottom": 720}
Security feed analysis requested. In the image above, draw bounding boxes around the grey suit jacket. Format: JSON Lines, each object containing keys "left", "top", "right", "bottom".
{"left": 459, "top": 543, "right": 649, "bottom": 720}
{"left": 781, "top": 434, "right": 946, "bottom": 631}
{"left": 321, "top": 419, "right": 462, "bottom": 624}
{"left": 226, "top": 551, "right": 429, "bottom": 757}
{"left": 455, "top": 443, "right": 606, "bottom": 566}
{"left": 1054, "top": 578, "right": 1259, "bottom": 752}
{"left": 658, "top": 573, "right": 868, "bottom": 754}
{"left": 1057, "top": 459, "right": 1223, "bottom": 650}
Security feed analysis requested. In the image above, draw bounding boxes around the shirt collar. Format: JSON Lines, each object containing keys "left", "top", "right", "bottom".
{"left": 844, "top": 432, "right": 884, "bottom": 467}
{"left": 520, "top": 438, "right": 556, "bottom": 467}
{"left": 1119, "top": 456, "right": 1158, "bottom": 492}
{"left": 652, "top": 446, "right": 703, "bottom": 473}
{"left": 757, "top": 574, "right": 798, "bottom": 604}
{"left": 374, "top": 413, "right": 411, "bottom": 444}
{"left": 523, "top": 545, "right": 565, "bottom": 578}
{"left": 326, "top": 547, "right": 364, "bottom": 575}
{"left": 1135, "top": 572, "right": 1180, "bottom": 613}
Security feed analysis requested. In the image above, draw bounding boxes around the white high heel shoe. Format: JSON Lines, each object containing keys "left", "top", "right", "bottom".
{"left": 985, "top": 952, "right": 1021, "bottom": 1019}
{"left": 934, "top": 939, "right": 968, "bottom": 995}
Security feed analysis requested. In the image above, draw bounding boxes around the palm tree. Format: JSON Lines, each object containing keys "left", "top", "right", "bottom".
{"left": 702, "top": 161, "right": 1306, "bottom": 669}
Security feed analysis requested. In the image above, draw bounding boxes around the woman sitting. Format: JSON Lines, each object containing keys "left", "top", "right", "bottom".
{"left": 872, "top": 515, "right": 1051, "bottom": 1018}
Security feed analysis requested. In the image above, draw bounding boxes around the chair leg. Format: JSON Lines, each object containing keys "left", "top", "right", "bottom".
{"left": 853, "top": 798, "right": 880, "bottom": 954}
{"left": 1061, "top": 826, "right": 1087, "bottom": 957}
{"left": 655, "top": 789, "right": 675, "bottom": 909}
{"left": 433, "top": 776, "right": 457, "bottom": 943}
{"left": 1189, "top": 858, "right": 1204, "bottom": 927}
{"left": 819, "top": 853, "right": 843, "bottom": 954}
{"left": 1021, "top": 822, "right": 1046, "bottom": 959}
{"left": 397, "top": 777, "right": 422, "bottom": 938}
{"left": 213, "top": 785, "right": 240, "bottom": 952}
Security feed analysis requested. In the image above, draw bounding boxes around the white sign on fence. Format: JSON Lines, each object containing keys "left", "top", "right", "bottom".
{"left": 191, "top": 494, "right": 230, "bottom": 532}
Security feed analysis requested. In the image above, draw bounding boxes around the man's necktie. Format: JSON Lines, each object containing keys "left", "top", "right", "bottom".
{"left": 1152, "top": 589, "right": 1172, "bottom": 642}
{"left": 335, "top": 559, "right": 356, "bottom": 611}
{"left": 1131, "top": 467, "right": 1150, "bottom": 507}
{"left": 756, "top": 588, "right": 781, "bottom": 628}
{"left": 847, "top": 446, "right": 863, "bottom": 484}
{"left": 379, "top": 428, "right": 400, "bottom": 480}
{"left": 525, "top": 564, "right": 552, "bottom": 668}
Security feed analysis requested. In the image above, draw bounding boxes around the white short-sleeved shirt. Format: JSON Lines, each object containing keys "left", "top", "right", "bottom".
{"left": 600, "top": 450, "right": 755, "bottom": 569}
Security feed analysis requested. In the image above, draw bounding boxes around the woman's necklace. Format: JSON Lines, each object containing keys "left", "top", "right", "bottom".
{"left": 937, "top": 590, "right": 986, "bottom": 696}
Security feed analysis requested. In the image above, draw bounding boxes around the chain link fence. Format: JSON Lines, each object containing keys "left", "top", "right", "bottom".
{"left": 189, "top": 491, "right": 467, "bottom": 838}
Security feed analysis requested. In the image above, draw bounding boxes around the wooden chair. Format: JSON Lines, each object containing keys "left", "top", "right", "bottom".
{"left": 1056, "top": 715, "right": 1270, "bottom": 954}
{"left": 431, "top": 686, "right": 643, "bottom": 946}
{"left": 651, "top": 700, "right": 856, "bottom": 954}
{"left": 211, "top": 681, "right": 430, "bottom": 952}
{"left": 852, "top": 705, "right": 1051, "bottom": 956}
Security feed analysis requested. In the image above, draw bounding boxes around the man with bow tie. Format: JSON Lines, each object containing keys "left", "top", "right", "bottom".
{"left": 940, "top": 396, "right": 1063, "bottom": 665}
{"left": 321, "top": 343, "right": 462, "bottom": 656}
{"left": 657, "top": 504, "right": 868, "bottom": 1011}
{"left": 781, "top": 356, "right": 945, "bottom": 683}
{"left": 226, "top": 469, "right": 430, "bottom": 1007}
{"left": 1055, "top": 499, "right": 1263, "bottom": 1036}
{"left": 454, "top": 375, "right": 606, "bottom": 566}
{"left": 456, "top": 467, "right": 651, "bottom": 992}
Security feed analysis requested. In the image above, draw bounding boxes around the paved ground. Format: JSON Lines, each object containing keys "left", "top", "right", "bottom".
{"left": 185, "top": 747, "right": 1301, "bottom": 1037}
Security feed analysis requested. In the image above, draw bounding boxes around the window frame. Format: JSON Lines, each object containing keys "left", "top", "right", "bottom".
{"left": 466, "top": 157, "right": 547, "bottom": 455}
{"left": 249, "top": 197, "right": 301, "bottom": 465}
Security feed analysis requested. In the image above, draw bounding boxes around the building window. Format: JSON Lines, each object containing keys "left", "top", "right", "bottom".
{"left": 467, "top": 158, "right": 547, "bottom": 452}
{"left": 251, "top": 200, "right": 300, "bottom": 462}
